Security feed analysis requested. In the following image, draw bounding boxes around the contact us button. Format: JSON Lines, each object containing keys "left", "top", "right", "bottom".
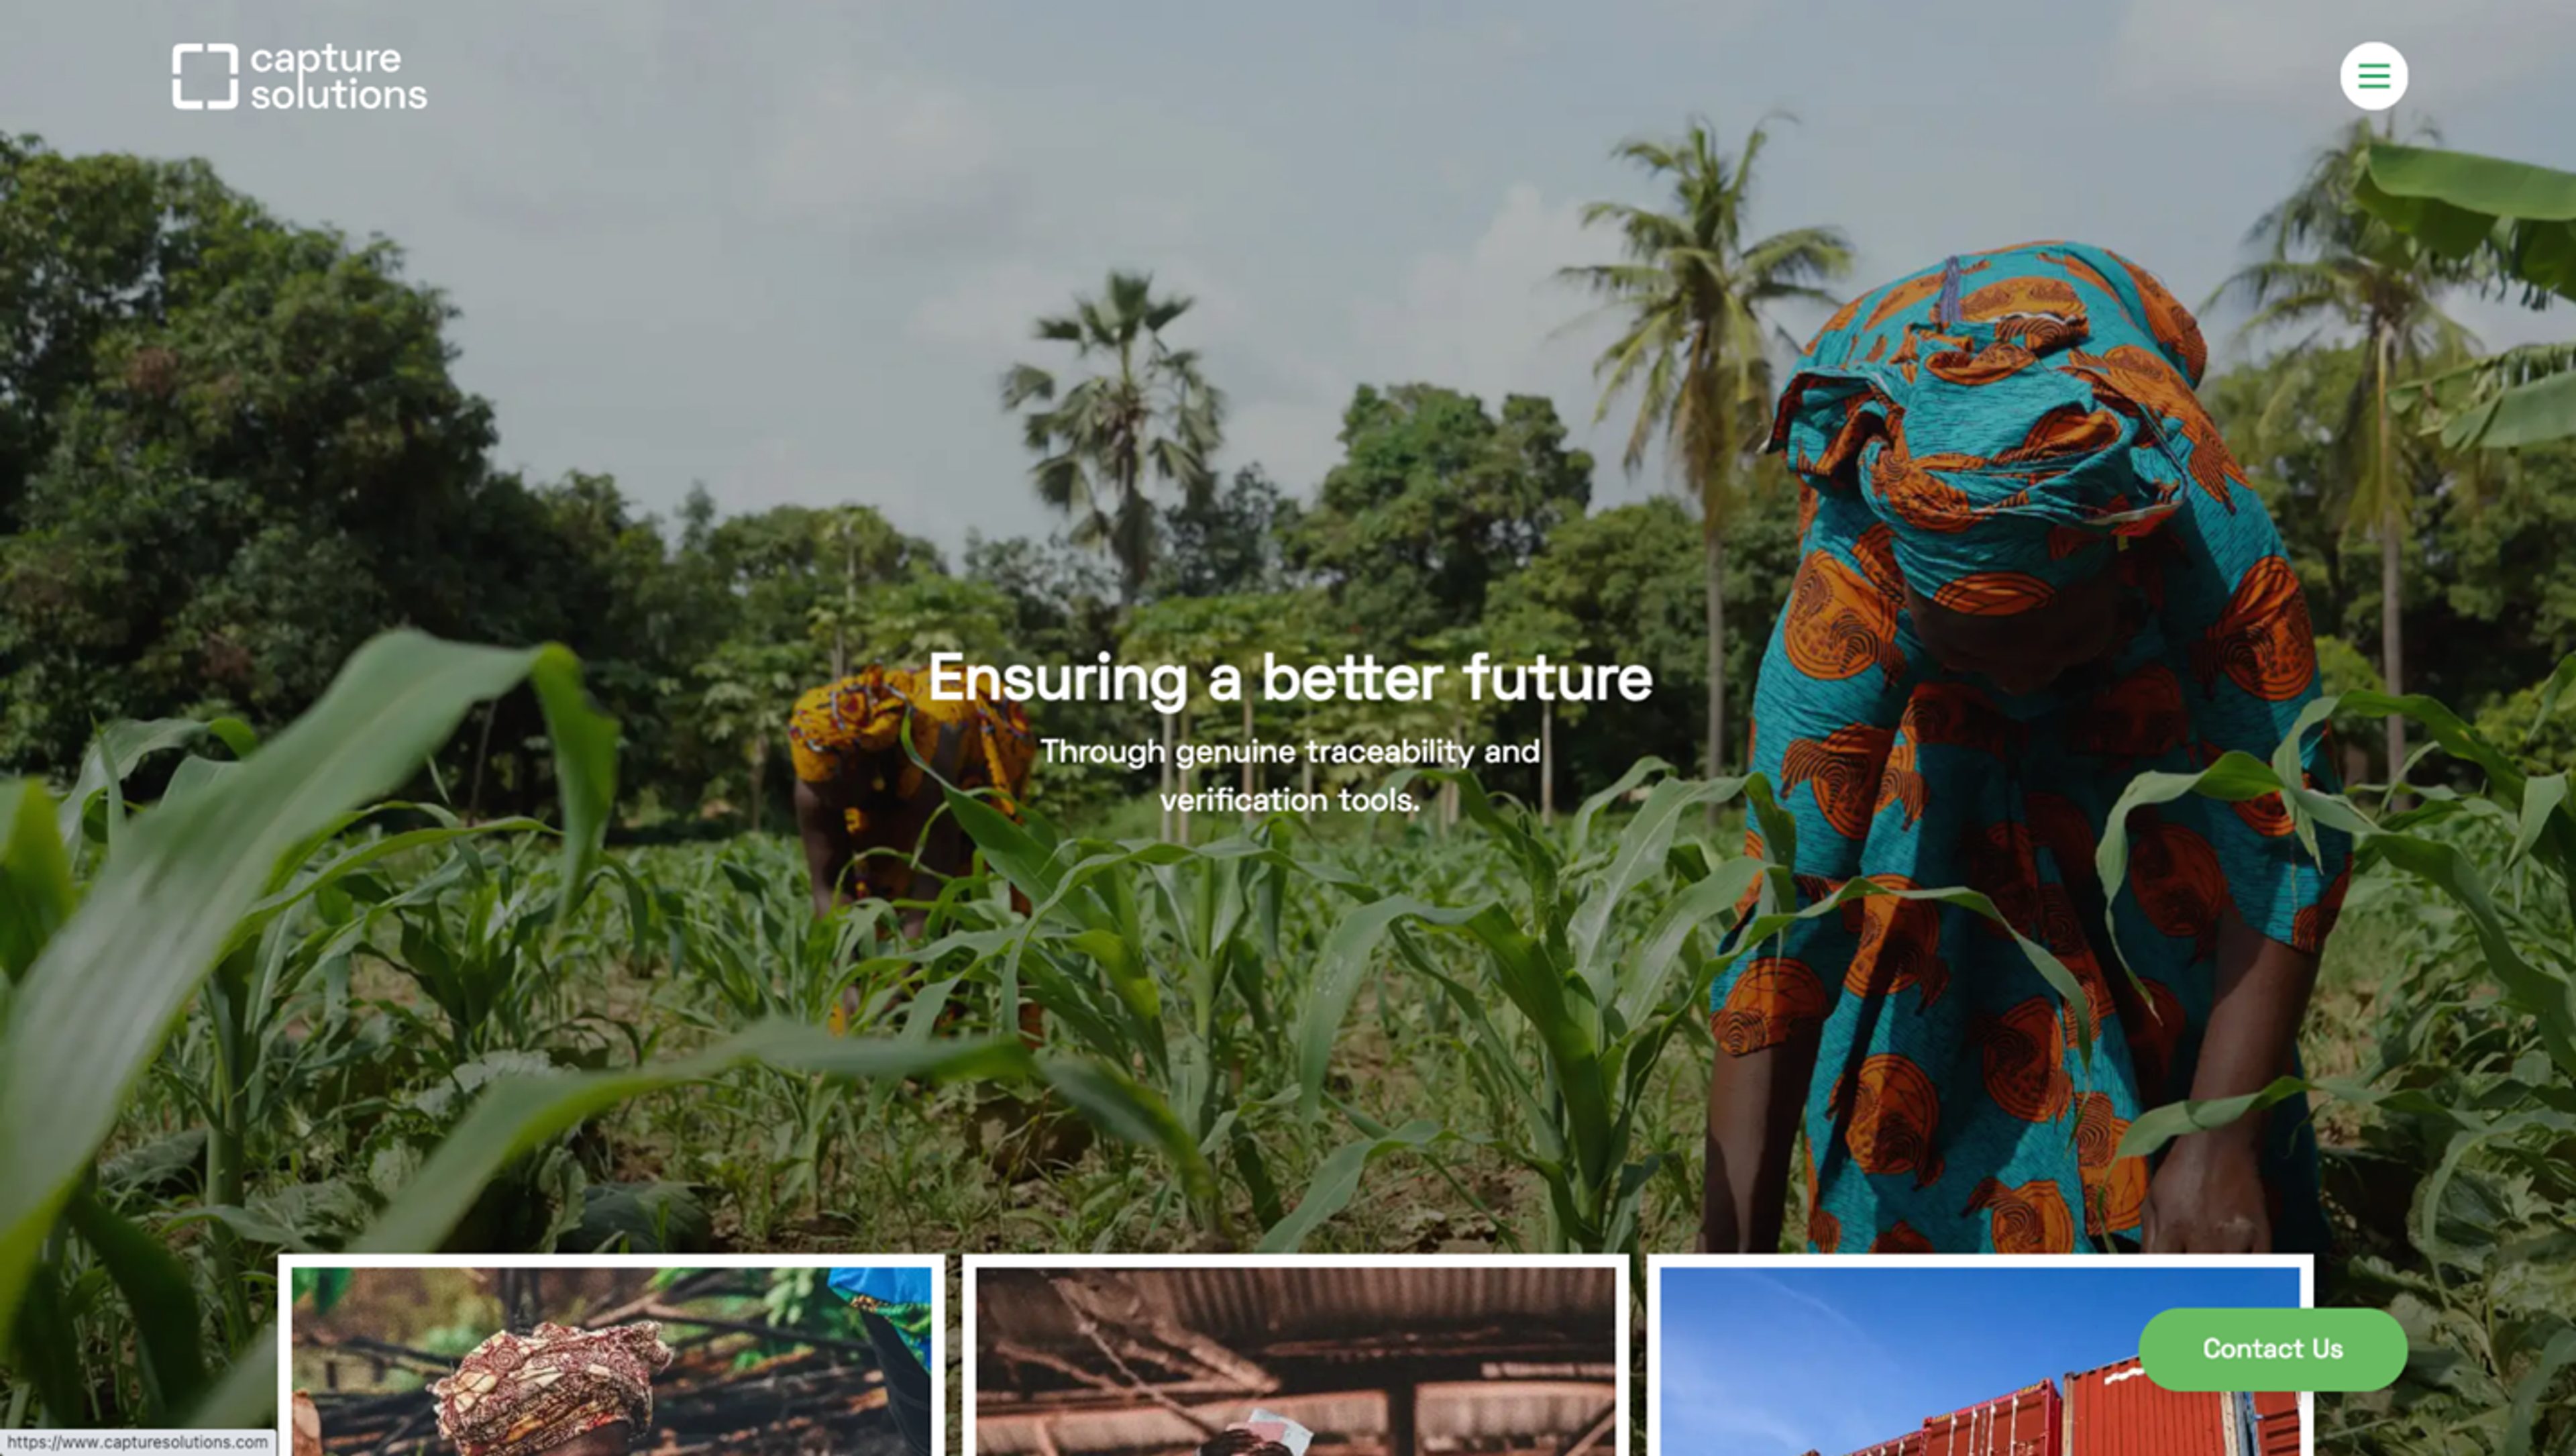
{"left": 2139, "top": 1308, "right": 2408, "bottom": 1392}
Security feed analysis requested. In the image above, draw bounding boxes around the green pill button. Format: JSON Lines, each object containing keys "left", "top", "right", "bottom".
{"left": 2141, "top": 1308, "right": 2408, "bottom": 1392}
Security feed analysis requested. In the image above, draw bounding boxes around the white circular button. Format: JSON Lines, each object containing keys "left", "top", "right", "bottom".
{"left": 2341, "top": 43, "right": 2407, "bottom": 111}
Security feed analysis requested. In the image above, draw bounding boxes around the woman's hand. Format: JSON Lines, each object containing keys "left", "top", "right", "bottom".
{"left": 2140, "top": 1129, "right": 2270, "bottom": 1253}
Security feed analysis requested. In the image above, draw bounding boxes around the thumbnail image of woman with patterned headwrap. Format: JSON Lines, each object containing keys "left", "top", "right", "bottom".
{"left": 294, "top": 1266, "right": 930, "bottom": 1456}
{"left": 1704, "top": 241, "right": 2351, "bottom": 1257}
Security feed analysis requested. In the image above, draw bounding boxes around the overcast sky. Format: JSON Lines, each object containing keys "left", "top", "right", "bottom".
{"left": 7, "top": 1, "right": 2573, "bottom": 556}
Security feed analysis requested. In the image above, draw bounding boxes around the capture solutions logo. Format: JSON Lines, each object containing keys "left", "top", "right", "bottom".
{"left": 170, "top": 42, "right": 429, "bottom": 112}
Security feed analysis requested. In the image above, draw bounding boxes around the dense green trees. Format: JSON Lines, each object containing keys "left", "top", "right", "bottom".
{"left": 1, "top": 136, "right": 497, "bottom": 771}
{"left": 0, "top": 134, "right": 941, "bottom": 820}
{"left": 1280, "top": 384, "right": 1593, "bottom": 654}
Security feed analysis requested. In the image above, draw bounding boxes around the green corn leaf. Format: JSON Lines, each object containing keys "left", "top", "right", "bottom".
{"left": 0, "top": 633, "right": 612, "bottom": 1336}
{"left": 201, "top": 718, "right": 260, "bottom": 758}
{"left": 1452, "top": 902, "right": 1617, "bottom": 1183}
{"left": 2339, "top": 688, "right": 2530, "bottom": 800}
{"left": 942, "top": 783, "right": 1067, "bottom": 905}
{"left": 2528, "top": 652, "right": 2576, "bottom": 744}
{"left": 353, "top": 1021, "right": 1027, "bottom": 1253}
{"left": 1036, "top": 1053, "right": 1221, "bottom": 1227}
{"left": 2114, "top": 1076, "right": 2317, "bottom": 1161}
{"left": 65, "top": 1189, "right": 209, "bottom": 1419}
{"left": 1613, "top": 857, "right": 1766, "bottom": 1034}
{"left": 1297, "top": 894, "right": 1485, "bottom": 1119}
{"left": 2510, "top": 774, "right": 2571, "bottom": 868}
{"left": 52, "top": 717, "right": 229, "bottom": 861}
{"left": 1727, "top": 879, "right": 2098, "bottom": 1059}
{"left": 2503, "top": 1328, "right": 2576, "bottom": 1456}
{"left": 1438, "top": 770, "right": 1564, "bottom": 931}
{"left": 1257, "top": 1119, "right": 1444, "bottom": 1252}
{"left": 1401, "top": 952, "right": 1565, "bottom": 1167}
{"left": 2370, "top": 831, "right": 2576, "bottom": 1082}
{"left": 523, "top": 646, "right": 619, "bottom": 925}
{"left": 182, "top": 1323, "right": 279, "bottom": 1432}
{"left": 7, "top": 1258, "right": 90, "bottom": 1424}
{"left": 0, "top": 780, "right": 75, "bottom": 983}
{"left": 1230, "top": 1122, "right": 1285, "bottom": 1233}
{"left": 1570, "top": 776, "right": 1711, "bottom": 996}
{"left": 2419, "top": 1109, "right": 2576, "bottom": 1263}
{"left": 1566, "top": 757, "right": 1673, "bottom": 861}
{"left": 159, "top": 756, "right": 244, "bottom": 810}
{"left": 239, "top": 818, "right": 551, "bottom": 956}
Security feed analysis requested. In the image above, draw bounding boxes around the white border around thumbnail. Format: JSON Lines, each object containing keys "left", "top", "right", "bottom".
{"left": 963, "top": 1253, "right": 1629, "bottom": 1456}
{"left": 1646, "top": 1253, "right": 2314, "bottom": 1456}
{"left": 277, "top": 1251, "right": 946, "bottom": 1456}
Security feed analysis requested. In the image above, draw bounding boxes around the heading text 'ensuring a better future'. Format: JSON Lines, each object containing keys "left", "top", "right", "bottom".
{"left": 928, "top": 652, "right": 1654, "bottom": 717}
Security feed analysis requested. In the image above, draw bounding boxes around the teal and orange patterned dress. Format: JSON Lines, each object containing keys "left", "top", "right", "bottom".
{"left": 1713, "top": 241, "right": 2354, "bottom": 1253}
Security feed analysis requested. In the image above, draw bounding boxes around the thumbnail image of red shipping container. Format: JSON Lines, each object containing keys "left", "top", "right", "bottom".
{"left": 2245, "top": 1388, "right": 2303, "bottom": 1456}
{"left": 2063, "top": 1357, "right": 2229, "bottom": 1456}
{"left": 1831, "top": 1358, "right": 2304, "bottom": 1456}
{"left": 2061, "top": 1357, "right": 2304, "bottom": 1456}
{"left": 1921, "top": 1380, "right": 2061, "bottom": 1456}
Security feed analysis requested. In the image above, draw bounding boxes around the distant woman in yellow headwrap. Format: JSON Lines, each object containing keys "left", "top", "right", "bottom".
{"left": 788, "top": 664, "right": 1038, "bottom": 1031}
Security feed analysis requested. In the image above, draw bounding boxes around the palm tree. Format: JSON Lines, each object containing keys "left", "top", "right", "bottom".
{"left": 1002, "top": 270, "right": 1226, "bottom": 601}
{"left": 2212, "top": 115, "right": 2483, "bottom": 784}
{"left": 1560, "top": 116, "right": 1851, "bottom": 788}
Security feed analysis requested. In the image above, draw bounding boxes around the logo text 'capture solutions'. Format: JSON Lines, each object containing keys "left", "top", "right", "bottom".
{"left": 170, "top": 44, "right": 428, "bottom": 111}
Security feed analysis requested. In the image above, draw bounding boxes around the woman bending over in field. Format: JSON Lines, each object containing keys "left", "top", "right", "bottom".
{"left": 1706, "top": 241, "right": 2353, "bottom": 1256}
{"left": 788, "top": 662, "right": 1038, "bottom": 1034}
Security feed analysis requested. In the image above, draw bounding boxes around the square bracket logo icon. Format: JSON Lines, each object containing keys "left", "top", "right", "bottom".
{"left": 171, "top": 43, "right": 240, "bottom": 110}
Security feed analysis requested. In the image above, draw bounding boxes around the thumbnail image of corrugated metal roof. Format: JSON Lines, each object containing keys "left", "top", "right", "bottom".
{"left": 971, "top": 1266, "right": 1620, "bottom": 1456}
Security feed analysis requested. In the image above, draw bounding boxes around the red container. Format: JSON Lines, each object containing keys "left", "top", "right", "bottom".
{"left": 1843, "top": 1435, "right": 1926, "bottom": 1456}
{"left": 2061, "top": 1357, "right": 2232, "bottom": 1456}
{"left": 2242, "top": 1390, "right": 2302, "bottom": 1456}
{"left": 1921, "top": 1380, "right": 2061, "bottom": 1456}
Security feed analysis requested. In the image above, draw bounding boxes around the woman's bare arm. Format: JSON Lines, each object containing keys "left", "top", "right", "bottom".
{"left": 2193, "top": 905, "right": 2318, "bottom": 1121}
{"left": 1703, "top": 1031, "right": 1821, "bottom": 1252}
{"left": 794, "top": 778, "right": 855, "bottom": 919}
{"left": 2142, "top": 904, "right": 2319, "bottom": 1251}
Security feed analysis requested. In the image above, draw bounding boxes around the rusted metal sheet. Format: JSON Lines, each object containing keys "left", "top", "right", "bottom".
{"left": 2243, "top": 1389, "right": 2302, "bottom": 1456}
{"left": 971, "top": 1381, "right": 1617, "bottom": 1456}
{"left": 1409, "top": 1379, "right": 1614, "bottom": 1446}
{"left": 2062, "top": 1357, "right": 2231, "bottom": 1456}
{"left": 972, "top": 1391, "right": 1386, "bottom": 1456}
{"left": 977, "top": 1266, "right": 1617, "bottom": 1361}
{"left": 1921, "top": 1380, "right": 2061, "bottom": 1456}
